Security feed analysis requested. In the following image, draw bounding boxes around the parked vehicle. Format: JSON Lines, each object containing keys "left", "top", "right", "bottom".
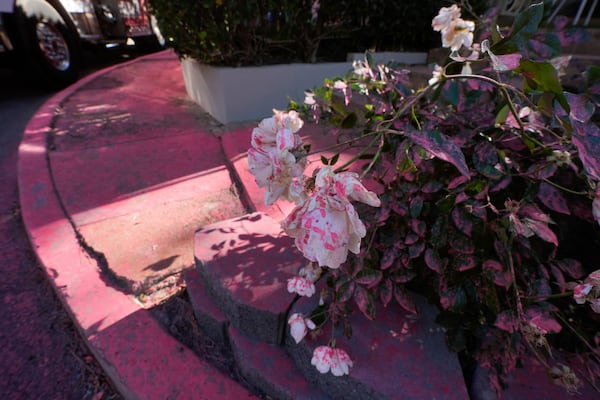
{"left": 0, "top": 0, "right": 163, "bottom": 88}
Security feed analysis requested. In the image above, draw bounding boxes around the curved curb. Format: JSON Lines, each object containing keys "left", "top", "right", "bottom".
{"left": 17, "top": 50, "right": 255, "bottom": 400}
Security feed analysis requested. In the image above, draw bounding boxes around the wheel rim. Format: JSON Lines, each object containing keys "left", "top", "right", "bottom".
{"left": 35, "top": 20, "right": 70, "bottom": 72}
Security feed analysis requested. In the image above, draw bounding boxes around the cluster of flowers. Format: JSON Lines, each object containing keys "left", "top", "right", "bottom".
{"left": 430, "top": 4, "right": 525, "bottom": 81}
{"left": 431, "top": 4, "right": 474, "bottom": 52}
{"left": 573, "top": 270, "right": 600, "bottom": 313}
{"left": 248, "top": 110, "right": 381, "bottom": 376}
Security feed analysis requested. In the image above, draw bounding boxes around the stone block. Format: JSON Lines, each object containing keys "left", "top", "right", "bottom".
{"left": 184, "top": 268, "right": 229, "bottom": 346}
{"left": 194, "top": 213, "right": 305, "bottom": 344}
{"left": 228, "top": 326, "right": 330, "bottom": 400}
{"left": 286, "top": 286, "right": 469, "bottom": 400}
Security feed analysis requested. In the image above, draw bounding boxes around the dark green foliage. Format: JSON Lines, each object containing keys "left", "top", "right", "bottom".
{"left": 148, "top": 0, "right": 445, "bottom": 66}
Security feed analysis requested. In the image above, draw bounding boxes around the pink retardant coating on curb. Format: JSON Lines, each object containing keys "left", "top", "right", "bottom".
{"left": 18, "top": 51, "right": 256, "bottom": 399}
{"left": 194, "top": 213, "right": 305, "bottom": 344}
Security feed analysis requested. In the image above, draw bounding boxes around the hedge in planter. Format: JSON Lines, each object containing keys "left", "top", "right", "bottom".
{"left": 148, "top": 0, "right": 448, "bottom": 66}
{"left": 248, "top": 2, "right": 600, "bottom": 396}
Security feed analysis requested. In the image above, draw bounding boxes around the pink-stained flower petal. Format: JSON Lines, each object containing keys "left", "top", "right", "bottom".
{"left": 287, "top": 276, "right": 316, "bottom": 297}
{"left": 283, "top": 167, "right": 380, "bottom": 269}
{"left": 481, "top": 39, "right": 521, "bottom": 71}
{"left": 288, "top": 313, "right": 316, "bottom": 344}
{"left": 587, "top": 269, "right": 600, "bottom": 286}
{"left": 432, "top": 4, "right": 461, "bottom": 33}
{"left": 442, "top": 18, "right": 475, "bottom": 51}
{"left": 273, "top": 109, "right": 304, "bottom": 133}
{"left": 247, "top": 147, "right": 273, "bottom": 187}
{"left": 298, "top": 263, "right": 322, "bottom": 282}
{"left": 331, "top": 348, "right": 353, "bottom": 376}
{"left": 311, "top": 346, "right": 335, "bottom": 374}
{"left": 247, "top": 110, "right": 309, "bottom": 205}
{"left": 573, "top": 283, "right": 593, "bottom": 304}
{"left": 429, "top": 64, "right": 443, "bottom": 86}
{"left": 335, "top": 170, "right": 381, "bottom": 207}
{"left": 277, "top": 127, "right": 296, "bottom": 152}
{"left": 251, "top": 117, "right": 279, "bottom": 150}
{"left": 352, "top": 59, "right": 374, "bottom": 79}
{"left": 310, "top": 346, "right": 353, "bottom": 376}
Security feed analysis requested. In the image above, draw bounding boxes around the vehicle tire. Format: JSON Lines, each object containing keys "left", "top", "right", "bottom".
{"left": 14, "top": 0, "right": 81, "bottom": 88}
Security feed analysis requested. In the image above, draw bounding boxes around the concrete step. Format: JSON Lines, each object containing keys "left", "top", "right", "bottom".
{"left": 189, "top": 212, "right": 471, "bottom": 399}
{"left": 470, "top": 354, "right": 599, "bottom": 399}
{"left": 193, "top": 212, "right": 305, "bottom": 344}
{"left": 185, "top": 261, "right": 329, "bottom": 399}
{"left": 286, "top": 281, "right": 470, "bottom": 400}
{"left": 229, "top": 326, "right": 331, "bottom": 400}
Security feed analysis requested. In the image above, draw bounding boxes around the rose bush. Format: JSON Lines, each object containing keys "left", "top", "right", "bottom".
{"left": 249, "top": 2, "right": 600, "bottom": 395}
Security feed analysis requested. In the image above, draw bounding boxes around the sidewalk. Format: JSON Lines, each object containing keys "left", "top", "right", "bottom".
{"left": 18, "top": 49, "right": 258, "bottom": 399}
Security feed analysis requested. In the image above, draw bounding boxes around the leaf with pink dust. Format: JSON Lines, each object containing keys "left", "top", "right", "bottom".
{"left": 380, "top": 279, "right": 393, "bottom": 307}
{"left": 483, "top": 259, "right": 512, "bottom": 288}
{"left": 537, "top": 181, "right": 570, "bottom": 215}
{"left": 552, "top": 259, "right": 584, "bottom": 280}
{"left": 407, "top": 129, "right": 470, "bottom": 178}
{"left": 495, "top": 310, "right": 518, "bottom": 333}
{"left": 525, "top": 308, "right": 562, "bottom": 333}
{"left": 452, "top": 206, "right": 474, "bottom": 237}
{"left": 394, "top": 285, "right": 417, "bottom": 314}
{"left": 425, "top": 248, "right": 445, "bottom": 273}
{"left": 354, "top": 285, "right": 376, "bottom": 320}
{"left": 567, "top": 94, "right": 600, "bottom": 180}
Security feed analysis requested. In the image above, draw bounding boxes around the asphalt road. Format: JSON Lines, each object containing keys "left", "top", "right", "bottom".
{"left": 0, "top": 49, "right": 144, "bottom": 400}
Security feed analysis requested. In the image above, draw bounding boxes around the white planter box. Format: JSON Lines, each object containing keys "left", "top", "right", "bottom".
{"left": 181, "top": 52, "right": 428, "bottom": 125}
{"left": 181, "top": 58, "right": 351, "bottom": 125}
{"left": 347, "top": 51, "right": 428, "bottom": 65}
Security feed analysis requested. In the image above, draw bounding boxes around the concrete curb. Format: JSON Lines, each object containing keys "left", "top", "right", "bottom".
{"left": 17, "top": 51, "right": 255, "bottom": 400}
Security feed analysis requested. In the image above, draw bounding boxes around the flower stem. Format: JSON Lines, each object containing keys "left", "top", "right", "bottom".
{"left": 360, "top": 134, "right": 385, "bottom": 179}
{"left": 307, "top": 131, "right": 380, "bottom": 156}
{"left": 542, "top": 178, "right": 590, "bottom": 196}
{"left": 334, "top": 133, "right": 382, "bottom": 173}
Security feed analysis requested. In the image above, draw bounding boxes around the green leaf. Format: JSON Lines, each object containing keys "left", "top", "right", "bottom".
{"left": 518, "top": 60, "right": 569, "bottom": 113}
{"left": 380, "top": 279, "right": 393, "bottom": 307}
{"left": 585, "top": 66, "right": 600, "bottom": 84}
{"left": 329, "top": 153, "right": 340, "bottom": 166}
{"left": 355, "top": 268, "right": 383, "bottom": 288}
{"left": 320, "top": 155, "right": 329, "bottom": 165}
{"left": 394, "top": 285, "right": 417, "bottom": 314}
{"left": 336, "top": 280, "right": 356, "bottom": 303}
{"left": 365, "top": 51, "right": 374, "bottom": 68}
{"left": 492, "top": 2, "right": 544, "bottom": 54}
{"left": 310, "top": 304, "right": 327, "bottom": 326}
{"left": 443, "top": 81, "right": 460, "bottom": 106}
{"left": 341, "top": 112, "right": 358, "bottom": 129}
{"left": 495, "top": 104, "right": 509, "bottom": 125}
{"left": 407, "top": 130, "right": 470, "bottom": 178}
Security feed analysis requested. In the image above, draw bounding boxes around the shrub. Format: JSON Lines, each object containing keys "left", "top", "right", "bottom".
{"left": 148, "top": 0, "right": 446, "bottom": 66}
{"left": 249, "top": 2, "right": 600, "bottom": 396}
